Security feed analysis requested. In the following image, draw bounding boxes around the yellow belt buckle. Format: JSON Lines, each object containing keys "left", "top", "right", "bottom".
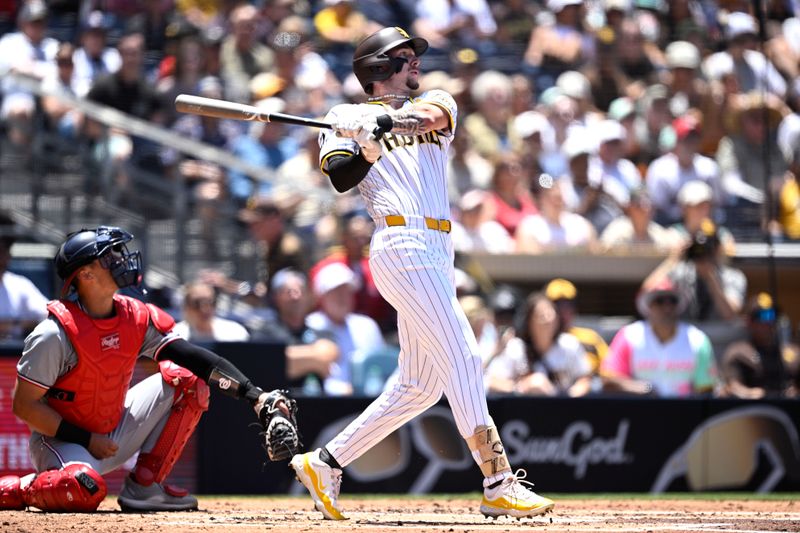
{"left": 385, "top": 215, "right": 406, "bottom": 227}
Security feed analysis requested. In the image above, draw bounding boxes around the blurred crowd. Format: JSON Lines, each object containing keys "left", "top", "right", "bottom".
{"left": 1, "top": 0, "right": 800, "bottom": 399}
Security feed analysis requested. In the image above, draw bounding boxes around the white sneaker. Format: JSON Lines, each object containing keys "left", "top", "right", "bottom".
{"left": 117, "top": 476, "right": 198, "bottom": 512}
{"left": 290, "top": 449, "right": 346, "bottom": 520}
{"left": 480, "top": 469, "right": 554, "bottom": 519}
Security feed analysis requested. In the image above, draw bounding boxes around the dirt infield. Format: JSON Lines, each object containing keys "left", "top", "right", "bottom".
{"left": 2, "top": 496, "right": 797, "bottom": 532}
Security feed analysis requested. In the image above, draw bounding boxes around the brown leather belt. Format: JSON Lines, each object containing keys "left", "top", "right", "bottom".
{"left": 384, "top": 215, "right": 451, "bottom": 233}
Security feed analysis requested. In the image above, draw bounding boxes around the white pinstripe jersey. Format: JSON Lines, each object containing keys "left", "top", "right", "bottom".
{"left": 319, "top": 90, "right": 457, "bottom": 222}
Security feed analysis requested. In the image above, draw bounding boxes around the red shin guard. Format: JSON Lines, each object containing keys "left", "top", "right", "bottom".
{"left": 133, "top": 361, "right": 209, "bottom": 485}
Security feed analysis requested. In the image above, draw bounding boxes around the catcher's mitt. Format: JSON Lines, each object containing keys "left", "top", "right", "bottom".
{"left": 257, "top": 389, "right": 301, "bottom": 461}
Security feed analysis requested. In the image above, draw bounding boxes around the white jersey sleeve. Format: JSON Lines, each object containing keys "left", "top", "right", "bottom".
{"left": 319, "top": 104, "right": 360, "bottom": 175}
{"left": 415, "top": 89, "right": 457, "bottom": 136}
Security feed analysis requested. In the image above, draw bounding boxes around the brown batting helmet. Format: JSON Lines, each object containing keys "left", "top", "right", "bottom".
{"left": 352, "top": 27, "right": 428, "bottom": 94}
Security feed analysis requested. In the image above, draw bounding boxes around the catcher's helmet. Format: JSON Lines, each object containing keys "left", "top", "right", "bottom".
{"left": 55, "top": 226, "right": 142, "bottom": 294}
{"left": 353, "top": 27, "right": 428, "bottom": 94}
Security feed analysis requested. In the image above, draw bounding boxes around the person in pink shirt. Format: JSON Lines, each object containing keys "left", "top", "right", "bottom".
{"left": 601, "top": 278, "right": 717, "bottom": 397}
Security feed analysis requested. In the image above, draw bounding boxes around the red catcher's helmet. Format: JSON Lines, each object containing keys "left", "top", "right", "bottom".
{"left": 352, "top": 27, "right": 428, "bottom": 94}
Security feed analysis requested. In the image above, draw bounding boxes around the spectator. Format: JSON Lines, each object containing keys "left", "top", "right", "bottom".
{"left": 173, "top": 281, "right": 250, "bottom": 343}
{"left": 614, "top": 15, "right": 661, "bottom": 89}
{"left": 463, "top": 71, "right": 514, "bottom": 158}
{"left": 446, "top": 120, "right": 492, "bottom": 203}
{"left": 41, "top": 42, "right": 83, "bottom": 139}
{"left": 717, "top": 91, "right": 790, "bottom": 207}
{"left": 486, "top": 292, "right": 592, "bottom": 397}
{"left": 228, "top": 97, "right": 300, "bottom": 203}
{"left": 515, "top": 179, "right": 598, "bottom": 253}
{"left": 219, "top": 4, "right": 274, "bottom": 103}
{"left": 560, "top": 130, "right": 616, "bottom": 233}
{"left": 512, "top": 110, "right": 560, "bottom": 179}
{"left": 486, "top": 152, "right": 539, "bottom": 237}
{"left": 775, "top": 114, "right": 800, "bottom": 240}
{"left": 487, "top": 284, "right": 523, "bottom": 335}
{"left": 414, "top": 0, "right": 498, "bottom": 55}
{"left": 523, "top": 0, "right": 593, "bottom": 94}
{"left": 670, "top": 180, "right": 737, "bottom": 255}
{"left": 72, "top": 11, "right": 121, "bottom": 98}
{"left": 607, "top": 97, "right": 645, "bottom": 167}
{"left": 253, "top": 268, "right": 339, "bottom": 392}
{"left": 556, "top": 70, "right": 602, "bottom": 130}
{"left": 644, "top": 217, "right": 746, "bottom": 322}
{"left": 646, "top": 115, "right": 724, "bottom": 226}
{"left": 720, "top": 292, "right": 797, "bottom": 398}
{"left": 156, "top": 35, "right": 209, "bottom": 126}
{"left": 588, "top": 119, "right": 643, "bottom": 213}
{"left": 544, "top": 278, "right": 609, "bottom": 374}
{"left": 600, "top": 186, "right": 677, "bottom": 252}
{"left": 307, "top": 263, "right": 385, "bottom": 396}
{"left": 0, "top": 217, "right": 48, "bottom": 340}
{"left": 0, "top": 1, "right": 58, "bottom": 150}
{"left": 309, "top": 213, "right": 395, "bottom": 334}
{"left": 602, "top": 278, "right": 718, "bottom": 397}
{"left": 451, "top": 189, "right": 514, "bottom": 254}
{"left": 662, "top": 40, "right": 708, "bottom": 115}
{"left": 633, "top": 83, "right": 672, "bottom": 165}
{"left": 85, "top": 31, "right": 165, "bottom": 203}
{"left": 313, "top": 0, "right": 369, "bottom": 80}
{"left": 706, "top": 12, "right": 787, "bottom": 98}
{"left": 459, "top": 294, "right": 504, "bottom": 367}
{"left": 160, "top": 76, "right": 240, "bottom": 258}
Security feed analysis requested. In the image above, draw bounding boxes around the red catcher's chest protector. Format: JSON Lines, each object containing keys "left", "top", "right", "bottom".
{"left": 46, "top": 295, "right": 153, "bottom": 434}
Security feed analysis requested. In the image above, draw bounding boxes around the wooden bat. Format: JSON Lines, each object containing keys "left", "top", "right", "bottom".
{"left": 174, "top": 94, "right": 333, "bottom": 129}
{"left": 174, "top": 94, "right": 394, "bottom": 137}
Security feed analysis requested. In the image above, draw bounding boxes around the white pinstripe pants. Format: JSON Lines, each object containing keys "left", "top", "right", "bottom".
{"left": 327, "top": 224, "right": 493, "bottom": 467}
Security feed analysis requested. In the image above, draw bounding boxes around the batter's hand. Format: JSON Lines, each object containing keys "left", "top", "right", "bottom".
{"left": 332, "top": 109, "right": 368, "bottom": 139}
{"left": 355, "top": 121, "right": 382, "bottom": 163}
{"left": 88, "top": 434, "right": 119, "bottom": 459}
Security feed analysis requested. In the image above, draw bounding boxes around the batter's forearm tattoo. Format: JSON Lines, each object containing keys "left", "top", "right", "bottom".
{"left": 388, "top": 109, "right": 425, "bottom": 135}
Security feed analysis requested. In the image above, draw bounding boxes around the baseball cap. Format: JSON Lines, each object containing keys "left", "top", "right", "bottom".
{"left": 546, "top": 0, "right": 582, "bottom": 13}
{"left": 607, "top": 97, "right": 636, "bottom": 121}
{"left": 725, "top": 12, "right": 758, "bottom": 41}
{"left": 672, "top": 115, "right": 701, "bottom": 141}
{"left": 596, "top": 119, "right": 626, "bottom": 145}
{"left": 677, "top": 180, "right": 713, "bottom": 207}
{"left": 636, "top": 277, "right": 687, "bottom": 317}
{"left": 19, "top": 1, "right": 48, "bottom": 22}
{"left": 270, "top": 268, "right": 307, "bottom": 293}
{"left": 665, "top": 41, "right": 700, "bottom": 69}
{"left": 314, "top": 262, "right": 359, "bottom": 296}
{"left": 513, "top": 111, "right": 549, "bottom": 140}
{"left": 459, "top": 189, "right": 488, "bottom": 212}
{"left": 556, "top": 71, "right": 591, "bottom": 100}
{"left": 561, "top": 131, "right": 593, "bottom": 160}
{"left": 545, "top": 278, "right": 577, "bottom": 301}
{"left": 603, "top": 0, "right": 631, "bottom": 11}
{"left": 83, "top": 10, "right": 110, "bottom": 33}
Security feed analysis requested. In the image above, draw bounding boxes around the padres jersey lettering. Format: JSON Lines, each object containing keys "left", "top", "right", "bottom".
{"left": 320, "top": 89, "right": 456, "bottom": 222}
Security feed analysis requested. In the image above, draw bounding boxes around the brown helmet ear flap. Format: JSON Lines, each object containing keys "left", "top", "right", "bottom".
{"left": 466, "top": 425, "right": 512, "bottom": 478}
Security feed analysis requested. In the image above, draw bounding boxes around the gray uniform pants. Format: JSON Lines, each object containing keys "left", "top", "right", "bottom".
{"left": 29, "top": 373, "right": 175, "bottom": 475}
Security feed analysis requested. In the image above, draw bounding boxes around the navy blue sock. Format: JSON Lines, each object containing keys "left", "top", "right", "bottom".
{"left": 319, "top": 447, "right": 342, "bottom": 469}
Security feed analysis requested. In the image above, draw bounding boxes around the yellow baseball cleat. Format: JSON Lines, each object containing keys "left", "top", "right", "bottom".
{"left": 480, "top": 469, "right": 555, "bottom": 519}
{"left": 290, "top": 449, "right": 347, "bottom": 520}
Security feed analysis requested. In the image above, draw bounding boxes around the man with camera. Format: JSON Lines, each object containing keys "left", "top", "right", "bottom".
{"left": 642, "top": 182, "right": 746, "bottom": 323}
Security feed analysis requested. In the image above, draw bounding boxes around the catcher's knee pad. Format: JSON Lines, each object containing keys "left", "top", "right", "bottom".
{"left": 0, "top": 474, "right": 30, "bottom": 510}
{"left": 133, "top": 361, "right": 210, "bottom": 485}
{"left": 466, "top": 425, "right": 511, "bottom": 478}
{"left": 24, "top": 464, "right": 107, "bottom": 512}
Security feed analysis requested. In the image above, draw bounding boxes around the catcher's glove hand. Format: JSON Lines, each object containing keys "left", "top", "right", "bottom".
{"left": 256, "top": 389, "right": 301, "bottom": 461}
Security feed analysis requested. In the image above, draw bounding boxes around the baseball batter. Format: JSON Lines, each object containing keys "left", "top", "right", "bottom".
{"left": 0, "top": 227, "right": 299, "bottom": 513}
{"left": 290, "top": 27, "right": 554, "bottom": 520}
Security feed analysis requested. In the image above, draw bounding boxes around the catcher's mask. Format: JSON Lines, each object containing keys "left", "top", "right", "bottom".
{"left": 352, "top": 26, "right": 428, "bottom": 94}
{"left": 55, "top": 226, "right": 142, "bottom": 296}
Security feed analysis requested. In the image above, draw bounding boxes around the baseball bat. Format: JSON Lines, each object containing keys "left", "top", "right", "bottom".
{"left": 175, "top": 94, "right": 333, "bottom": 129}
{"left": 174, "top": 94, "right": 394, "bottom": 137}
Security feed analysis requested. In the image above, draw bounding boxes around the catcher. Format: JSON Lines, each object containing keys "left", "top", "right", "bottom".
{"left": 0, "top": 226, "right": 299, "bottom": 512}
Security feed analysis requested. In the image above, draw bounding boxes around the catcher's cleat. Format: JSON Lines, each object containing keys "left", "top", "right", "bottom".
{"left": 117, "top": 476, "right": 198, "bottom": 512}
{"left": 480, "top": 469, "right": 554, "bottom": 519}
{"left": 290, "top": 449, "right": 346, "bottom": 520}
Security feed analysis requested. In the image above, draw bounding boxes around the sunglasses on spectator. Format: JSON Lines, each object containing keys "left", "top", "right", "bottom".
{"left": 652, "top": 295, "right": 679, "bottom": 306}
